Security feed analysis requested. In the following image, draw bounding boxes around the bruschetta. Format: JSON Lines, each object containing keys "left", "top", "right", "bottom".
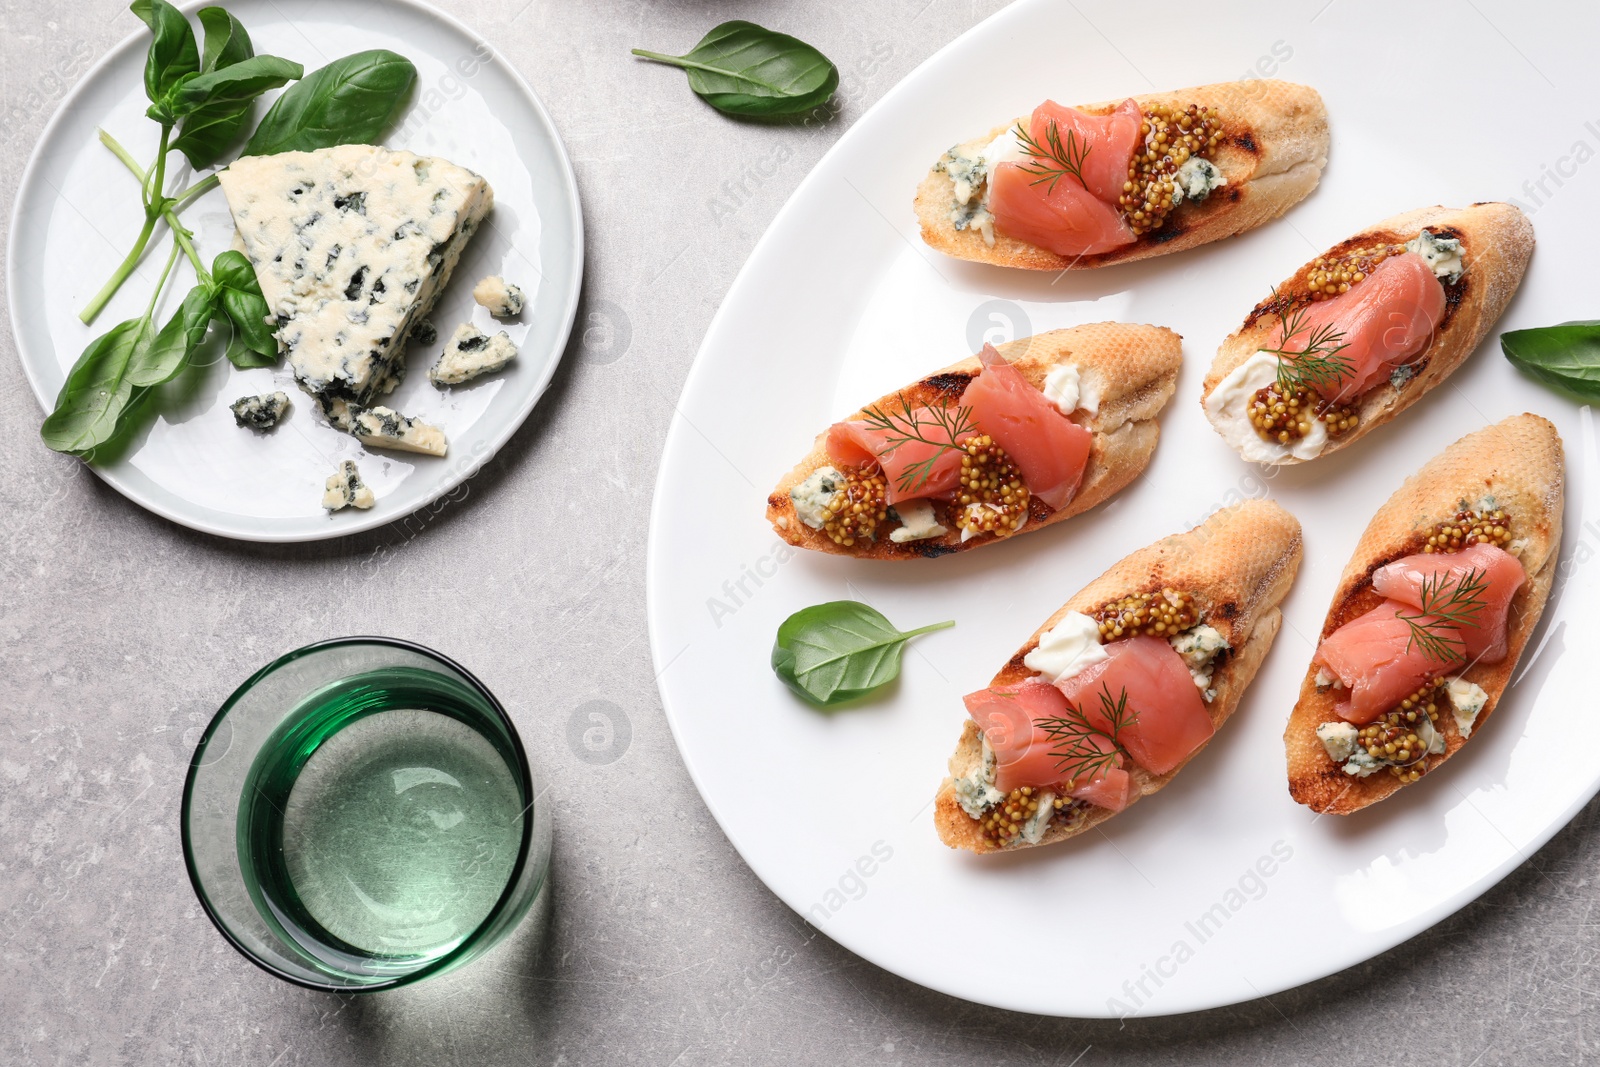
{"left": 935, "top": 500, "right": 1302, "bottom": 853}
{"left": 1202, "top": 203, "right": 1535, "bottom": 465}
{"left": 1286, "top": 414, "right": 1563, "bottom": 815}
{"left": 766, "top": 324, "right": 1181, "bottom": 559}
{"left": 915, "top": 80, "right": 1327, "bottom": 271}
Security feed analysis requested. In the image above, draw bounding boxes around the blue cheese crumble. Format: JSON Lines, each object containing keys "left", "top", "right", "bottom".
{"left": 230, "top": 391, "right": 290, "bottom": 431}
{"left": 938, "top": 151, "right": 986, "bottom": 207}
{"left": 322, "top": 460, "right": 374, "bottom": 511}
{"left": 472, "top": 275, "right": 525, "bottom": 318}
{"left": 1446, "top": 677, "right": 1488, "bottom": 738}
{"left": 1020, "top": 791, "right": 1056, "bottom": 845}
{"left": 351, "top": 405, "right": 447, "bottom": 456}
{"left": 934, "top": 128, "right": 1024, "bottom": 246}
{"left": 1405, "top": 229, "right": 1464, "bottom": 283}
{"left": 888, "top": 499, "right": 948, "bottom": 543}
{"left": 430, "top": 323, "right": 518, "bottom": 386}
{"left": 1341, "top": 748, "right": 1384, "bottom": 778}
{"left": 1170, "top": 624, "right": 1229, "bottom": 701}
{"left": 1417, "top": 716, "right": 1447, "bottom": 756}
{"left": 790, "top": 466, "right": 843, "bottom": 530}
{"left": 1316, "top": 721, "right": 1359, "bottom": 763}
{"left": 1172, "top": 157, "right": 1225, "bottom": 203}
{"left": 953, "top": 737, "right": 1004, "bottom": 819}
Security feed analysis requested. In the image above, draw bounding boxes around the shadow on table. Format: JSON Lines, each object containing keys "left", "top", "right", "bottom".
{"left": 330, "top": 872, "right": 564, "bottom": 1060}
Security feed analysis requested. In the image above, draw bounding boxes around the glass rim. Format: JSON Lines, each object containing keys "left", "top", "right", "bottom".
{"left": 179, "top": 635, "right": 539, "bottom": 994}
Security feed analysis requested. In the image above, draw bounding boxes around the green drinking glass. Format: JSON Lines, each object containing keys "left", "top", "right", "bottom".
{"left": 182, "top": 637, "right": 550, "bottom": 991}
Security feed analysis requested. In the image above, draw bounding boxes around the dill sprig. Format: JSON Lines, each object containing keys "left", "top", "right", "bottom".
{"left": 860, "top": 393, "right": 976, "bottom": 494}
{"left": 1396, "top": 566, "right": 1490, "bottom": 662}
{"left": 1013, "top": 119, "right": 1092, "bottom": 193}
{"left": 1036, "top": 683, "right": 1139, "bottom": 784}
{"left": 1258, "top": 287, "right": 1354, "bottom": 395}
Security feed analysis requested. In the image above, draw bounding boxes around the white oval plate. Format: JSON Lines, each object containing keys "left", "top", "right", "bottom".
{"left": 9, "top": 0, "right": 582, "bottom": 542}
{"left": 648, "top": 0, "right": 1600, "bottom": 1017}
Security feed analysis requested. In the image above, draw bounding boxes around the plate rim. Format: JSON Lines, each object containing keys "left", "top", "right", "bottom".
{"left": 6, "top": 0, "right": 585, "bottom": 544}
{"left": 644, "top": 0, "right": 1600, "bottom": 1017}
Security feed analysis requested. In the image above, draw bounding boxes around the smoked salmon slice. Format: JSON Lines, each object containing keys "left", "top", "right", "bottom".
{"left": 1371, "top": 543, "right": 1526, "bottom": 662}
{"left": 1314, "top": 601, "right": 1463, "bottom": 724}
{"left": 964, "top": 680, "right": 1133, "bottom": 810}
{"left": 988, "top": 99, "right": 1140, "bottom": 258}
{"left": 960, "top": 344, "right": 1092, "bottom": 511}
{"left": 1282, "top": 252, "right": 1445, "bottom": 402}
{"left": 1054, "top": 635, "right": 1214, "bottom": 775}
{"left": 826, "top": 418, "right": 967, "bottom": 505}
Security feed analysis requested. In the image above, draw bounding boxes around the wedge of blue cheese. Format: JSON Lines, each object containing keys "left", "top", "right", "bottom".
{"left": 322, "top": 460, "right": 375, "bottom": 511}
{"left": 430, "top": 323, "right": 517, "bottom": 386}
{"left": 218, "top": 144, "right": 492, "bottom": 446}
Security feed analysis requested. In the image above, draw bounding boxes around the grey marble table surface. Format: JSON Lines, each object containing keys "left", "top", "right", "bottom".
{"left": 3, "top": 0, "right": 1597, "bottom": 1063}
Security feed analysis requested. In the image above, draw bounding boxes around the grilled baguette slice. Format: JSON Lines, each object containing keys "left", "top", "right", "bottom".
{"left": 935, "top": 500, "right": 1303, "bottom": 853}
{"left": 1286, "top": 414, "right": 1563, "bottom": 814}
{"left": 766, "top": 323, "right": 1181, "bottom": 560}
{"left": 1202, "top": 203, "right": 1535, "bottom": 465}
{"left": 916, "top": 80, "right": 1327, "bottom": 271}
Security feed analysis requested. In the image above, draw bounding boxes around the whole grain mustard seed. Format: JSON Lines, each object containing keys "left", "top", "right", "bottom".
{"left": 1358, "top": 678, "right": 1446, "bottom": 783}
{"left": 820, "top": 468, "right": 888, "bottom": 547}
{"left": 1093, "top": 588, "right": 1197, "bottom": 640}
{"left": 977, "top": 786, "right": 1081, "bottom": 847}
{"left": 1423, "top": 508, "right": 1513, "bottom": 554}
{"left": 1305, "top": 243, "right": 1406, "bottom": 301}
{"left": 953, "top": 435, "right": 1031, "bottom": 538}
{"left": 1247, "top": 381, "right": 1358, "bottom": 445}
{"left": 1118, "top": 103, "right": 1223, "bottom": 237}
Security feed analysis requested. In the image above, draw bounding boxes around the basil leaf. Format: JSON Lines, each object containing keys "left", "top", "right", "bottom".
{"left": 130, "top": 0, "right": 198, "bottom": 106}
{"left": 632, "top": 21, "right": 839, "bottom": 118}
{"left": 211, "top": 250, "right": 278, "bottom": 365}
{"left": 40, "top": 318, "right": 152, "bottom": 455}
{"left": 217, "top": 333, "right": 268, "bottom": 370}
{"left": 210, "top": 248, "right": 259, "bottom": 291}
{"left": 171, "top": 54, "right": 303, "bottom": 115}
{"left": 170, "top": 100, "right": 253, "bottom": 167}
{"left": 1501, "top": 321, "right": 1600, "bottom": 399}
{"left": 170, "top": 55, "right": 303, "bottom": 167}
{"left": 129, "top": 285, "right": 213, "bottom": 387}
{"left": 243, "top": 50, "right": 417, "bottom": 157}
{"left": 197, "top": 6, "right": 253, "bottom": 73}
{"left": 170, "top": 6, "right": 270, "bottom": 166}
{"left": 771, "top": 601, "right": 953, "bottom": 706}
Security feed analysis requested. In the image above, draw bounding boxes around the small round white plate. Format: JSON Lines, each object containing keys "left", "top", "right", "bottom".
{"left": 9, "top": 0, "right": 582, "bottom": 542}
{"left": 648, "top": 0, "right": 1600, "bottom": 1017}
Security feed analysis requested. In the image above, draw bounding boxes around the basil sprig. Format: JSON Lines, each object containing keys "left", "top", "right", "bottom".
{"left": 42, "top": 250, "right": 276, "bottom": 456}
{"left": 50, "top": 1, "right": 418, "bottom": 458}
{"left": 771, "top": 601, "right": 954, "bottom": 706}
{"left": 1501, "top": 321, "right": 1600, "bottom": 399}
{"left": 632, "top": 20, "right": 838, "bottom": 118}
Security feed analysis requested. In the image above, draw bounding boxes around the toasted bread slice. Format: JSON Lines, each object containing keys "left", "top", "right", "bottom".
{"left": 1202, "top": 203, "right": 1535, "bottom": 465}
{"left": 766, "top": 324, "right": 1181, "bottom": 560}
{"left": 935, "top": 500, "right": 1302, "bottom": 853}
{"left": 915, "top": 80, "right": 1327, "bottom": 271}
{"left": 1286, "top": 414, "right": 1564, "bottom": 814}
